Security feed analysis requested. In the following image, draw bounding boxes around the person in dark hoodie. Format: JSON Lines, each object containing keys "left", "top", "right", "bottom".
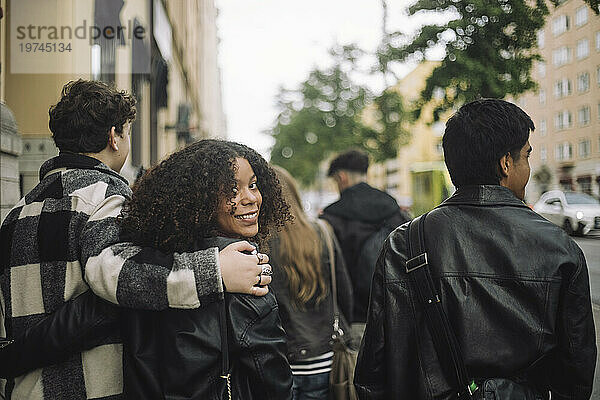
{"left": 320, "top": 149, "right": 409, "bottom": 339}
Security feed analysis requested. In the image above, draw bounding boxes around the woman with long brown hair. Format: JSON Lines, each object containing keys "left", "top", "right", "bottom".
{"left": 268, "top": 165, "right": 354, "bottom": 400}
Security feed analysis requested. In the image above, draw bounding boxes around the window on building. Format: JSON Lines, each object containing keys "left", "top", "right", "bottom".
{"left": 540, "top": 119, "right": 547, "bottom": 136}
{"left": 552, "top": 15, "right": 570, "bottom": 36}
{"left": 560, "top": 179, "right": 573, "bottom": 191}
{"left": 554, "top": 78, "right": 572, "bottom": 98}
{"left": 577, "top": 176, "right": 592, "bottom": 194}
{"left": 597, "top": 66, "right": 600, "bottom": 86}
{"left": 435, "top": 142, "right": 443, "bottom": 155}
{"left": 554, "top": 110, "right": 572, "bottom": 130}
{"left": 539, "top": 89, "right": 546, "bottom": 104}
{"left": 537, "top": 30, "right": 545, "bottom": 48}
{"left": 553, "top": 47, "right": 571, "bottom": 66}
{"left": 538, "top": 62, "right": 546, "bottom": 78}
{"left": 540, "top": 145, "right": 547, "bottom": 162}
{"left": 576, "top": 39, "right": 590, "bottom": 59}
{"left": 575, "top": 6, "right": 588, "bottom": 26}
{"left": 579, "top": 139, "right": 591, "bottom": 158}
{"left": 555, "top": 142, "right": 573, "bottom": 160}
{"left": 94, "top": 1, "right": 126, "bottom": 84}
{"left": 578, "top": 105, "right": 591, "bottom": 126}
{"left": 596, "top": 31, "right": 600, "bottom": 51}
{"left": 577, "top": 72, "right": 590, "bottom": 92}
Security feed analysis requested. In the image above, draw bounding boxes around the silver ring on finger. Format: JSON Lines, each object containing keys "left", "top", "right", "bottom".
{"left": 261, "top": 265, "right": 272, "bottom": 276}
{"left": 257, "top": 274, "right": 262, "bottom": 286}
{"left": 256, "top": 253, "right": 265, "bottom": 264}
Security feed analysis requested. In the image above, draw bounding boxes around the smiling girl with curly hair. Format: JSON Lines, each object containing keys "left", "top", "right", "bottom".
{"left": 121, "top": 139, "right": 289, "bottom": 252}
{"left": 119, "top": 139, "right": 293, "bottom": 400}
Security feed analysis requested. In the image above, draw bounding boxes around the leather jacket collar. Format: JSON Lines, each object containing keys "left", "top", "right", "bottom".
{"left": 439, "top": 185, "right": 529, "bottom": 209}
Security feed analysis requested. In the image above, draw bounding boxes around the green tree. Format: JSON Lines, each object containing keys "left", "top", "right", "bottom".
{"left": 533, "top": 164, "right": 552, "bottom": 194}
{"left": 379, "top": 0, "right": 598, "bottom": 120}
{"left": 580, "top": 0, "right": 600, "bottom": 13}
{"left": 270, "top": 45, "right": 409, "bottom": 186}
{"left": 380, "top": 0, "right": 554, "bottom": 120}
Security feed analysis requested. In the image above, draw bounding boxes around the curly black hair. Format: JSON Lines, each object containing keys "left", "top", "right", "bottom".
{"left": 120, "top": 139, "right": 291, "bottom": 253}
{"left": 49, "top": 79, "right": 136, "bottom": 153}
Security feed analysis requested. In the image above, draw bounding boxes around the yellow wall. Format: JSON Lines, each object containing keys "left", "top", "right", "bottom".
{"left": 368, "top": 61, "right": 452, "bottom": 210}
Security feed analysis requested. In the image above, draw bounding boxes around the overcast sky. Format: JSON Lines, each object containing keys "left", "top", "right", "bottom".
{"left": 216, "top": 0, "right": 444, "bottom": 159}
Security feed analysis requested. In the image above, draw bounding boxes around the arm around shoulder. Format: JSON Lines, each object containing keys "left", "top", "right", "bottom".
{"left": 0, "top": 290, "right": 118, "bottom": 378}
{"left": 80, "top": 194, "right": 222, "bottom": 310}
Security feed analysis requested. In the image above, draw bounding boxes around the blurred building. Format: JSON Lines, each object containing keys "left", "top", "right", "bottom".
{"left": 0, "top": 0, "right": 226, "bottom": 217}
{"left": 515, "top": 0, "right": 599, "bottom": 201}
{"left": 0, "top": 103, "right": 22, "bottom": 222}
{"left": 368, "top": 61, "right": 452, "bottom": 215}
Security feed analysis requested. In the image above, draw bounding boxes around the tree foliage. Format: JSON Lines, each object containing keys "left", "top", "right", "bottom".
{"left": 577, "top": 0, "right": 600, "bottom": 14}
{"left": 380, "top": 0, "right": 552, "bottom": 120}
{"left": 269, "top": 45, "right": 409, "bottom": 186}
{"left": 380, "top": 0, "right": 598, "bottom": 120}
{"left": 533, "top": 164, "right": 552, "bottom": 193}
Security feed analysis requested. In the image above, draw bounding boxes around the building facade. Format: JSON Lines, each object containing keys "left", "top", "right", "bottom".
{"left": 369, "top": 61, "right": 452, "bottom": 215}
{"left": 0, "top": 0, "right": 226, "bottom": 219}
{"left": 0, "top": 103, "right": 22, "bottom": 222}
{"left": 516, "top": 0, "right": 600, "bottom": 201}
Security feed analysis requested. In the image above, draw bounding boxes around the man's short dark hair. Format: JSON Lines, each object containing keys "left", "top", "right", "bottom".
{"left": 443, "top": 99, "right": 534, "bottom": 187}
{"left": 49, "top": 79, "right": 136, "bottom": 153}
{"left": 327, "top": 149, "right": 369, "bottom": 176}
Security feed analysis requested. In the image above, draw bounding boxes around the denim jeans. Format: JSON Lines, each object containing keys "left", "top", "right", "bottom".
{"left": 292, "top": 372, "right": 330, "bottom": 400}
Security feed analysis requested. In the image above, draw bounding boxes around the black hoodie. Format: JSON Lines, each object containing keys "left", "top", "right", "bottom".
{"left": 320, "top": 182, "right": 409, "bottom": 322}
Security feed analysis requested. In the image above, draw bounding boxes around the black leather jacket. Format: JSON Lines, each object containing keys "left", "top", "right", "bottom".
{"left": 0, "top": 237, "right": 293, "bottom": 399}
{"left": 268, "top": 221, "right": 355, "bottom": 362}
{"left": 121, "top": 237, "right": 293, "bottom": 400}
{"left": 354, "top": 185, "right": 596, "bottom": 400}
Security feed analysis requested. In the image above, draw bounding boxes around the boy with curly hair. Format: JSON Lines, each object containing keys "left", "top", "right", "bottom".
{"left": 0, "top": 80, "right": 272, "bottom": 399}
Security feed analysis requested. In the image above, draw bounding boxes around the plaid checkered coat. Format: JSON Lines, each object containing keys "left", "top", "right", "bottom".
{"left": 0, "top": 153, "right": 222, "bottom": 399}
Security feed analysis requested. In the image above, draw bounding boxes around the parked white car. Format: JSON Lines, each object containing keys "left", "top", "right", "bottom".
{"left": 533, "top": 190, "right": 600, "bottom": 236}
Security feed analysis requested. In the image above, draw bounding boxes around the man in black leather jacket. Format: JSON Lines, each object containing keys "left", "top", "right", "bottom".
{"left": 354, "top": 99, "right": 596, "bottom": 399}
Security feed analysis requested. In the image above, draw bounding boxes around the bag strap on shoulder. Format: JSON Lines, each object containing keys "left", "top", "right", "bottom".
{"left": 407, "top": 214, "right": 477, "bottom": 398}
{"left": 219, "top": 282, "right": 232, "bottom": 399}
{"left": 316, "top": 219, "right": 344, "bottom": 339}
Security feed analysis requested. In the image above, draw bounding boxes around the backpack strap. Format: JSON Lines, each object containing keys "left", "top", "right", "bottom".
{"left": 406, "top": 213, "right": 477, "bottom": 398}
